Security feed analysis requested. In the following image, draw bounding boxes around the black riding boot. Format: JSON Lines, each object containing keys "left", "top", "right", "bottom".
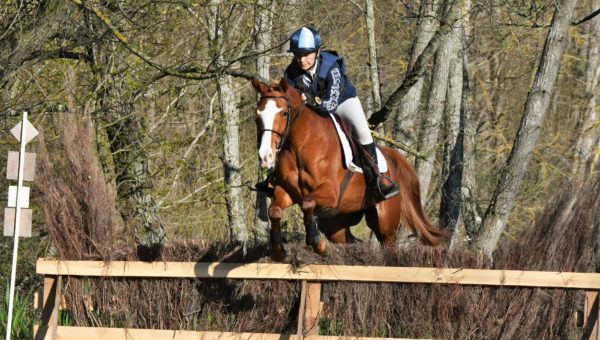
{"left": 361, "top": 143, "right": 400, "bottom": 201}
{"left": 255, "top": 173, "right": 275, "bottom": 197}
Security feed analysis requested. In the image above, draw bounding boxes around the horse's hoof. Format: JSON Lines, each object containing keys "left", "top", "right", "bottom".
{"left": 313, "top": 239, "right": 328, "bottom": 257}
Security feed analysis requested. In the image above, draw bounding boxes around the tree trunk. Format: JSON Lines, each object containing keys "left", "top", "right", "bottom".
{"left": 82, "top": 12, "right": 166, "bottom": 252}
{"left": 219, "top": 76, "right": 248, "bottom": 245}
{"left": 451, "top": 0, "right": 482, "bottom": 250}
{"left": 253, "top": 0, "right": 274, "bottom": 243}
{"left": 102, "top": 111, "right": 166, "bottom": 250}
{"left": 365, "top": 0, "right": 382, "bottom": 114}
{"left": 571, "top": 0, "right": 600, "bottom": 181}
{"left": 208, "top": 1, "right": 248, "bottom": 247}
{"left": 594, "top": 175, "right": 600, "bottom": 272}
{"left": 414, "top": 0, "right": 455, "bottom": 202}
{"left": 450, "top": 26, "right": 480, "bottom": 250}
{"left": 439, "top": 15, "right": 464, "bottom": 234}
{"left": 391, "top": 0, "right": 439, "bottom": 145}
{"left": 473, "top": 0, "right": 580, "bottom": 258}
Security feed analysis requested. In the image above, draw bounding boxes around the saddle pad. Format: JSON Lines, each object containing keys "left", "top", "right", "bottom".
{"left": 329, "top": 113, "right": 388, "bottom": 173}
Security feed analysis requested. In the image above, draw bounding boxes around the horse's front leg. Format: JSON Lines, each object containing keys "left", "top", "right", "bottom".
{"left": 301, "top": 184, "right": 337, "bottom": 256}
{"left": 268, "top": 187, "right": 293, "bottom": 261}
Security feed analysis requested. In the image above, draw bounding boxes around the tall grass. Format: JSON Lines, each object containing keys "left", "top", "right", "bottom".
{"left": 0, "top": 282, "right": 36, "bottom": 339}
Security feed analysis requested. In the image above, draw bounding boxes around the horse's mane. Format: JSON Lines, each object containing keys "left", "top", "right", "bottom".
{"left": 276, "top": 79, "right": 301, "bottom": 99}
{"left": 275, "top": 79, "right": 322, "bottom": 118}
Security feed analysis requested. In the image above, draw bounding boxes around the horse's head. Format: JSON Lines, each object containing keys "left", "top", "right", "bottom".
{"left": 251, "top": 78, "right": 301, "bottom": 171}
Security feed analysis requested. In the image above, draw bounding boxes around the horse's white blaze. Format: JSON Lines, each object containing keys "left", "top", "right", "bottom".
{"left": 257, "top": 100, "right": 280, "bottom": 170}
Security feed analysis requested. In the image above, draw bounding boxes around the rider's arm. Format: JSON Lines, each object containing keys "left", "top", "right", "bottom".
{"left": 319, "top": 64, "right": 344, "bottom": 114}
{"left": 296, "top": 64, "right": 344, "bottom": 116}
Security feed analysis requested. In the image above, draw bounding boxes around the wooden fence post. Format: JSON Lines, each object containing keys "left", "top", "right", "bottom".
{"left": 297, "top": 280, "right": 307, "bottom": 340}
{"left": 35, "top": 275, "right": 61, "bottom": 340}
{"left": 297, "top": 281, "right": 322, "bottom": 338}
{"left": 304, "top": 282, "right": 321, "bottom": 336}
{"left": 583, "top": 290, "right": 599, "bottom": 340}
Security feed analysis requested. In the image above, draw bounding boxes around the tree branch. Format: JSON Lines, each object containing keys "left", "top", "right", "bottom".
{"left": 371, "top": 130, "right": 426, "bottom": 160}
{"left": 71, "top": 0, "right": 270, "bottom": 84}
{"left": 572, "top": 7, "right": 600, "bottom": 25}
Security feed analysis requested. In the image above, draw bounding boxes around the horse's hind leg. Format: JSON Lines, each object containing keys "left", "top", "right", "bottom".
{"left": 268, "top": 187, "right": 293, "bottom": 261}
{"left": 319, "top": 213, "right": 363, "bottom": 244}
{"left": 364, "top": 200, "right": 401, "bottom": 247}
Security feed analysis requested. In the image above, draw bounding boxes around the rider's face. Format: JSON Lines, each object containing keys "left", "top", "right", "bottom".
{"left": 294, "top": 51, "right": 318, "bottom": 71}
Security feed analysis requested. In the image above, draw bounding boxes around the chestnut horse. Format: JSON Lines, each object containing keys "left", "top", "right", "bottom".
{"left": 251, "top": 78, "right": 444, "bottom": 260}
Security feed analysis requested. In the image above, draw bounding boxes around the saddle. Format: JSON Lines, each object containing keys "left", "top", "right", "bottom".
{"left": 329, "top": 114, "right": 388, "bottom": 173}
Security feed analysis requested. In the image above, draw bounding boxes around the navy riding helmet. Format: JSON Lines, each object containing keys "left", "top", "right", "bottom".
{"left": 288, "top": 27, "right": 322, "bottom": 53}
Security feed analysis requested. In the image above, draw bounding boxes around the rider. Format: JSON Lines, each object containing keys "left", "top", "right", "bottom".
{"left": 257, "top": 26, "right": 399, "bottom": 201}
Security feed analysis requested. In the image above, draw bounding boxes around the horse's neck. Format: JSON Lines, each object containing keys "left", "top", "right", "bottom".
{"left": 288, "top": 109, "right": 337, "bottom": 153}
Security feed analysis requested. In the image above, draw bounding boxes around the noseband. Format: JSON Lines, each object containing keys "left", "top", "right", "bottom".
{"left": 259, "top": 94, "right": 305, "bottom": 153}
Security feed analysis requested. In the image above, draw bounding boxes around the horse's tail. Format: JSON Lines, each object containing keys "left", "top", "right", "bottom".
{"left": 402, "top": 183, "right": 447, "bottom": 245}
{"left": 390, "top": 149, "right": 448, "bottom": 245}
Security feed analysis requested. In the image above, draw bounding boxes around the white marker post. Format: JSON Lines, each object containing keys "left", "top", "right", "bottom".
{"left": 5, "top": 112, "right": 36, "bottom": 340}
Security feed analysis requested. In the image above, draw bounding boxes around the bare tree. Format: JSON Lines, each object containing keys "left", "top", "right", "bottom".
{"left": 365, "top": 0, "right": 382, "bottom": 113}
{"left": 253, "top": 0, "right": 274, "bottom": 243}
{"left": 449, "top": 26, "right": 480, "bottom": 250}
{"left": 207, "top": 1, "right": 248, "bottom": 247}
{"left": 473, "top": 0, "right": 580, "bottom": 258}
{"left": 392, "top": 0, "right": 440, "bottom": 146}
{"left": 368, "top": 1, "right": 458, "bottom": 133}
{"left": 71, "top": 3, "right": 167, "bottom": 252}
{"left": 414, "top": 0, "right": 457, "bottom": 202}
{"left": 439, "top": 15, "right": 466, "bottom": 238}
{"left": 0, "top": 1, "right": 69, "bottom": 88}
{"left": 571, "top": 0, "right": 600, "bottom": 181}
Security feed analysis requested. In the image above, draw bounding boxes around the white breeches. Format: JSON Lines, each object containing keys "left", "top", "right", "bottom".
{"left": 335, "top": 97, "right": 373, "bottom": 145}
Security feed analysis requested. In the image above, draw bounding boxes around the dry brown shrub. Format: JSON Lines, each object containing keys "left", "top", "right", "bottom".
{"left": 481, "top": 178, "right": 600, "bottom": 339}
{"left": 38, "top": 118, "right": 599, "bottom": 338}
{"left": 36, "top": 114, "right": 126, "bottom": 260}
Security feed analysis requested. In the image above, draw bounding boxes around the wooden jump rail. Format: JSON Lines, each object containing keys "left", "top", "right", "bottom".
{"left": 34, "top": 258, "right": 600, "bottom": 340}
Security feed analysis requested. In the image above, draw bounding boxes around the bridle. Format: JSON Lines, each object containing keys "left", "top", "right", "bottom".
{"left": 258, "top": 94, "right": 305, "bottom": 153}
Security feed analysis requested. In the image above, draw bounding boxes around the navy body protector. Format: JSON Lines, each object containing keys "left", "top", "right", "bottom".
{"left": 285, "top": 50, "right": 356, "bottom": 103}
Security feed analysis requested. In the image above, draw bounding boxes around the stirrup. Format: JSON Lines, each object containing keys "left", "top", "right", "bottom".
{"left": 375, "top": 175, "right": 400, "bottom": 201}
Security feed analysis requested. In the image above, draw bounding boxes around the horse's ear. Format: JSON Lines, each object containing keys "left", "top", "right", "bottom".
{"left": 251, "top": 78, "right": 266, "bottom": 94}
{"left": 279, "top": 78, "right": 289, "bottom": 93}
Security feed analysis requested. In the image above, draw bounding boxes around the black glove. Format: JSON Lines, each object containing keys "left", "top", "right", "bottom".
{"left": 303, "top": 93, "right": 328, "bottom": 116}
{"left": 303, "top": 92, "right": 319, "bottom": 106}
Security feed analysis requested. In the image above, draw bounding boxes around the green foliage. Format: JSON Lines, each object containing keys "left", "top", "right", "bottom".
{"left": 0, "top": 282, "right": 37, "bottom": 339}
{"left": 58, "top": 310, "right": 73, "bottom": 327}
{"left": 318, "top": 317, "right": 345, "bottom": 336}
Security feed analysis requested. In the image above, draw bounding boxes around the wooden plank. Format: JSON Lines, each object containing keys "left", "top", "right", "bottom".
{"left": 297, "top": 281, "right": 307, "bottom": 340}
{"left": 31, "top": 326, "right": 415, "bottom": 340}
{"left": 583, "top": 290, "right": 599, "bottom": 340}
{"left": 304, "top": 282, "right": 321, "bottom": 336}
{"left": 36, "top": 259, "right": 600, "bottom": 289}
{"left": 36, "top": 276, "right": 61, "bottom": 340}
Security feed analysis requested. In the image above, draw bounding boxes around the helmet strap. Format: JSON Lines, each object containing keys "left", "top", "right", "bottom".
{"left": 307, "top": 49, "right": 321, "bottom": 71}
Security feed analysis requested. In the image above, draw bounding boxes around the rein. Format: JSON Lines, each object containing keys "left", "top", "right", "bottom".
{"left": 259, "top": 94, "right": 305, "bottom": 152}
